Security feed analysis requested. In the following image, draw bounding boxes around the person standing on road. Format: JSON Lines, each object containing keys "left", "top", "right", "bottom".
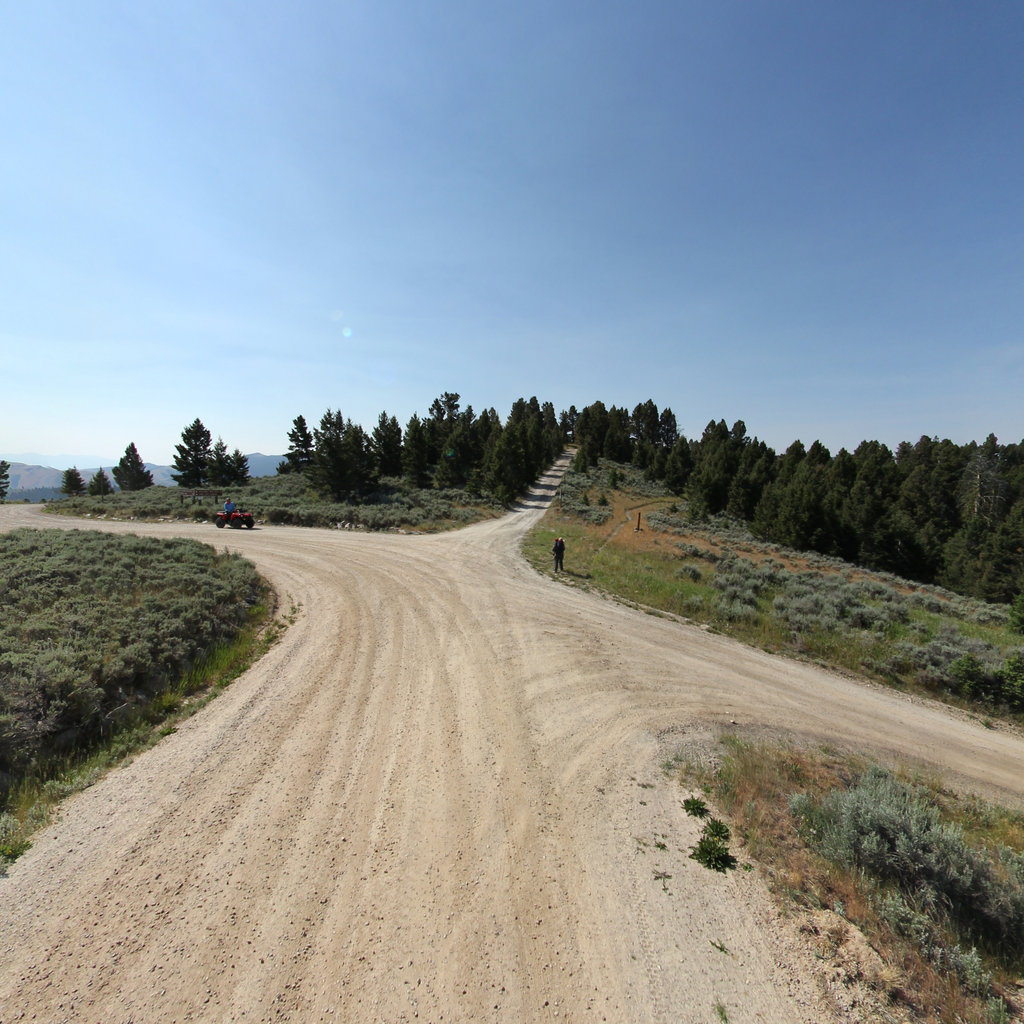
{"left": 552, "top": 536, "right": 565, "bottom": 573}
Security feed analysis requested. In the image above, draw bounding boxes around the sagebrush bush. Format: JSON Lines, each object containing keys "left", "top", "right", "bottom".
{"left": 885, "top": 630, "right": 1006, "bottom": 701}
{"left": 877, "top": 891, "right": 992, "bottom": 995}
{"left": 790, "top": 768, "right": 1024, "bottom": 958}
{"left": 49, "top": 472, "right": 507, "bottom": 533}
{"left": 0, "top": 529, "right": 265, "bottom": 800}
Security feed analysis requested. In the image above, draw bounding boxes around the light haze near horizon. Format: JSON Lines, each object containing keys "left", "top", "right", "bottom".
{"left": 2, "top": 2, "right": 1021, "bottom": 470}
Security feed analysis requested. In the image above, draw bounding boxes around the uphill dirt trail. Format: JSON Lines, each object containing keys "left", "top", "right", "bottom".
{"left": 2, "top": 455, "right": 1023, "bottom": 1024}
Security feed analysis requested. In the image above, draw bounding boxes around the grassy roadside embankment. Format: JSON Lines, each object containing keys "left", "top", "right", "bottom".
{"left": 526, "top": 459, "right": 1024, "bottom": 1024}
{"left": 525, "top": 460, "right": 1024, "bottom": 722}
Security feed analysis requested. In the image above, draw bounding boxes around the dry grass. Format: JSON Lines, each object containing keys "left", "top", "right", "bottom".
{"left": 527, "top": 463, "right": 1024, "bottom": 728}
{"left": 681, "top": 737, "right": 1023, "bottom": 1024}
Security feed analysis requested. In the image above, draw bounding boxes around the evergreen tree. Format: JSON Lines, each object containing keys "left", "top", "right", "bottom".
{"left": 402, "top": 414, "right": 430, "bottom": 488}
{"left": 975, "top": 501, "right": 1024, "bottom": 603}
{"left": 434, "top": 414, "right": 477, "bottom": 488}
{"left": 573, "top": 402, "right": 608, "bottom": 466}
{"left": 427, "top": 392, "right": 461, "bottom": 465}
{"left": 1009, "top": 591, "right": 1024, "bottom": 634}
{"left": 87, "top": 468, "right": 114, "bottom": 497}
{"left": 206, "top": 441, "right": 248, "bottom": 486}
{"left": 761, "top": 441, "right": 832, "bottom": 552}
{"left": 279, "top": 414, "right": 315, "bottom": 474}
{"left": 603, "top": 406, "right": 632, "bottom": 462}
{"left": 311, "top": 409, "right": 375, "bottom": 500}
{"left": 483, "top": 423, "right": 527, "bottom": 504}
{"left": 0, "top": 459, "right": 9, "bottom": 502}
{"left": 311, "top": 409, "right": 348, "bottom": 500}
{"left": 663, "top": 436, "right": 694, "bottom": 495}
{"left": 629, "top": 400, "right": 657, "bottom": 445}
{"left": 525, "top": 416, "right": 545, "bottom": 480}
{"left": 112, "top": 442, "right": 154, "bottom": 491}
{"left": 726, "top": 438, "right": 775, "bottom": 521}
{"left": 572, "top": 440, "right": 596, "bottom": 473}
{"left": 459, "top": 406, "right": 489, "bottom": 472}
{"left": 541, "top": 400, "right": 559, "bottom": 434}
{"left": 208, "top": 438, "right": 233, "bottom": 487}
{"left": 559, "top": 406, "right": 578, "bottom": 441}
{"left": 821, "top": 448, "right": 859, "bottom": 562}
{"left": 940, "top": 517, "right": 990, "bottom": 598}
{"left": 689, "top": 419, "right": 745, "bottom": 515}
{"left": 892, "top": 436, "right": 967, "bottom": 581}
{"left": 843, "top": 440, "right": 901, "bottom": 572}
{"left": 370, "top": 412, "right": 403, "bottom": 477}
{"left": 229, "top": 448, "right": 250, "bottom": 485}
{"left": 171, "top": 418, "right": 212, "bottom": 487}
{"left": 61, "top": 467, "right": 86, "bottom": 496}
{"left": 658, "top": 408, "right": 679, "bottom": 450}
{"left": 632, "top": 438, "right": 657, "bottom": 472}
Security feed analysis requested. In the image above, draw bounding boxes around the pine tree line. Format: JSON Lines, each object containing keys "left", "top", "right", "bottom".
{"left": 54, "top": 443, "right": 157, "bottom": 498}
{"left": 170, "top": 419, "right": 250, "bottom": 488}
{"left": 60, "top": 466, "right": 115, "bottom": 498}
{"left": 278, "top": 393, "right": 566, "bottom": 506}
{"left": 32, "top": 397, "right": 1020, "bottom": 604}
{"left": 53, "top": 426, "right": 247, "bottom": 498}
{"left": 571, "top": 401, "right": 1024, "bottom": 604}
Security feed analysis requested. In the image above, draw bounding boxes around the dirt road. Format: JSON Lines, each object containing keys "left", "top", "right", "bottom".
{"left": 2, "top": 457, "right": 1022, "bottom": 1023}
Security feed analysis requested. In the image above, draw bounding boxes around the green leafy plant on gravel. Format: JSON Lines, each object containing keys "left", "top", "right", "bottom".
{"left": 683, "top": 795, "right": 710, "bottom": 818}
{"left": 689, "top": 818, "right": 737, "bottom": 873}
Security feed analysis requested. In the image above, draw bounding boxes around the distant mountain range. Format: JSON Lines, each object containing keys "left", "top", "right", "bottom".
{"left": 2, "top": 454, "right": 285, "bottom": 500}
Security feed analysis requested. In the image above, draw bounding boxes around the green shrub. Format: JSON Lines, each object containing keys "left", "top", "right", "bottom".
{"left": 683, "top": 795, "right": 709, "bottom": 818}
{"left": 703, "top": 817, "right": 731, "bottom": 843}
{"left": 1009, "top": 594, "right": 1024, "bottom": 634}
{"left": 1001, "top": 651, "right": 1024, "bottom": 709}
{"left": 0, "top": 812, "right": 29, "bottom": 862}
{"left": 951, "top": 652, "right": 989, "bottom": 699}
{"left": 877, "top": 891, "right": 991, "bottom": 995}
{"left": 790, "top": 768, "right": 1024, "bottom": 957}
{"left": 690, "top": 831, "right": 736, "bottom": 872}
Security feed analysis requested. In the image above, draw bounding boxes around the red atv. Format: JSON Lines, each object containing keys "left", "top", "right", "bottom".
{"left": 215, "top": 508, "right": 255, "bottom": 529}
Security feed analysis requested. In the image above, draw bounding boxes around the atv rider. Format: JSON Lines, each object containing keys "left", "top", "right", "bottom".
{"left": 224, "top": 497, "right": 236, "bottom": 514}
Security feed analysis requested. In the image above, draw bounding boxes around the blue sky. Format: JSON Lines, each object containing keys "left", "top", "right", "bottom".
{"left": 2, "top": 1, "right": 1021, "bottom": 468}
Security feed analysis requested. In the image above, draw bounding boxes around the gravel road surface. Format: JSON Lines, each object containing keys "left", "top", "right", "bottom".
{"left": 2, "top": 457, "right": 1022, "bottom": 1023}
